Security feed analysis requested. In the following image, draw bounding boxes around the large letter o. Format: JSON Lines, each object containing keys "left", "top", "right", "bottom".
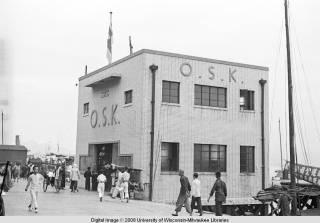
{"left": 90, "top": 110, "right": 98, "bottom": 128}
{"left": 180, "top": 62, "right": 192, "bottom": 77}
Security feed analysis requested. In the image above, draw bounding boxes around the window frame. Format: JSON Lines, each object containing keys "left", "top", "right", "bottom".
{"left": 240, "top": 146, "right": 255, "bottom": 173}
{"left": 240, "top": 90, "right": 255, "bottom": 111}
{"left": 119, "top": 155, "right": 133, "bottom": 168}
{"left": 162, "top": 81, "right": 180, "bottom": 104}
{"left": 161, "top": 142, "right": 179, "bottom": 172}
{"left": 124, "top": 90, "right": 133, "bottom": 104}
{"left": 194, "top": 144, "right": 227, "bottom": 172}
{"left": 194, "top": 84, "right": 227, "bottom": 108}
{"left": 83, "top": 103, "right": 89, "bottom": 115}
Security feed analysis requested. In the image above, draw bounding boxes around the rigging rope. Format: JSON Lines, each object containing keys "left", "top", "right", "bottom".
{"left": 289, "top": 8, "right": 314, "bottom": 165}
{"left": 269, "top": 20, "right": 285, "bottom": 137}
{"left": 291, "top": 50, "right": 310, "bottom": 166}
{"left": 293, "top": 98, "right": 309, "bottom": 165}
{"left": 292, "top": 21, "right": 320, "bottom": 150}
{"left": 290, "top": 39, "right": 308, "bottom": 165}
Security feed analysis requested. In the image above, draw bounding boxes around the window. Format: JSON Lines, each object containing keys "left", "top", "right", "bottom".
{"left": 125, "top": 90, "right": 133, "bottom": 104}
{"left": 194, "top": 144, "right": 226, "bottom": 172}
{"left": 161, "top": 142, "right": 179, "bottom": 172}
{"left": 119, "top": 156, "right": 133, "bottom": 168}
{"left": 240, "top": 90, "right": 254, "bottom": 110}
{"left": 195, "top": 85, "right": 226, "bottom": 108}
{"left": 162, "top": 81, "right": 180, "bottom": 104}
{"left": 240, "top": 146, "right": 255, "bottom": 173}
{"left": 83, "top": 103, "right": 89, "bottom": 115}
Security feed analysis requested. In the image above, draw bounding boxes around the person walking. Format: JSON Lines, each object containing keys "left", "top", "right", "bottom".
{"left": 191, "top": 173, "right": 203, "bottom": 216}
{"left": 0, "top": 164, "right": 12, "bottom": 196}
{"left": 112, "top": 168, "right": 123, "bottom": 199}
{"left": 172, "top": 170, "right": 192, "bottom": 216}
{"left": 70, "top": 164, "right": 80, "bottom": 192}
{"left": 21, "top": 165, "right": 28, "bottom": 180}
{"left": 120, "top": 167, "right": 130, "bottom": 203}
{"left": 11, "top": 163, "right": 17, "bottom": 182}
{"left": 97, "top": 170, "right": 107, "bottom": 202}
{"left": 2, "top": 163, "right": 12, "bottom": 195}
{"left": 60, "top": 164, "right": 66, "bottom": 189}
{"left": 15, "top": 163, "right": 21, "bottom": 183}
{"left": 54, "top": 164, "right": 62, "bottom": 192}
{"left": 91, "top": 169, "right": 98, "bottom": 191}
{"left": 84, "top": 167, "right": 92, "bottom": 191}
{"left": 25, "top": 166, "right": 44, "bottom": 213}
{"left": 104, "top": 164, "right": 113, "bottom": 192}
{"left": 27, "top": 162, "right": 34, "bottom": 177}
{"left": 207, "top": 172, "right": 227, "bottom": 216}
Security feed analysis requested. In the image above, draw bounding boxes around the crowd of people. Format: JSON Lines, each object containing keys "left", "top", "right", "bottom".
{"left": 1, "top": 162, "right": 231, "bottom": 216}
{"left": 83, "top": 165, "right": 131, "bottom": 203}
{"left": 12, "top": 162, "right": 130, "bottom": 214}
{"left": 2, "top": 162, "right": 294, "bottom": 216}
{"left": 0, "top": 162, "right": 28, "bottom": 195}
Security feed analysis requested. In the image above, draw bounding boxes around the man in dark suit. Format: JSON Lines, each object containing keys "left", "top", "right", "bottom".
{"left": 84, "top": 167, "right": 92, "bottom": 191}
{"left": 207, "top": 172, "right": 227, "bottom": 216}
{"left": 172, "top": 170, "right": 192, "bottom": 216}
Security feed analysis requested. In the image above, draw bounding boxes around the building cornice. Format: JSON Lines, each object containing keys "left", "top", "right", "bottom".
{"left": 79, "top": 49, "right": 269, "bottom": 81}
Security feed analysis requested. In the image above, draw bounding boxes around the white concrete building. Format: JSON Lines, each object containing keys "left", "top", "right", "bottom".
{"left": 76, "top": 49, "right": 269, "bottom": 203}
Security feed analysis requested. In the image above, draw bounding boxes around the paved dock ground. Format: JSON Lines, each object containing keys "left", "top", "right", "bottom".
{"left": 2, "top": 180, "right": 203, "bottom": 216}
{"left": 300, "top": 208, "right": 320, "bottom": 216}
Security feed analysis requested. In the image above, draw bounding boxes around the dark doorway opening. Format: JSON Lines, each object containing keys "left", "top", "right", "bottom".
{"left": 95, "top": 143, "right": 116, "bottom": 192}
{"left": 96, "top": 144, "right": 113, "bottom": 171}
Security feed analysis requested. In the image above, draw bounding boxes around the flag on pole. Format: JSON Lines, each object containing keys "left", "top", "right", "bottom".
{"left": 107, "top": 12, "right": 113, "bottom": 64}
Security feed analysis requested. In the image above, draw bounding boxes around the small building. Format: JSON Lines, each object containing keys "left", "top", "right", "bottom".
{"left": 0, "top": 145, "right": 28, "bottom": 165}
{"left": 76, "top": 49, "right": 269, "bottom": 203}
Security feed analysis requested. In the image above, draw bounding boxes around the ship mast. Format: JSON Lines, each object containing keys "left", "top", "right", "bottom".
{"left": 284, "top": 0, "right": 297, "bottom": 215}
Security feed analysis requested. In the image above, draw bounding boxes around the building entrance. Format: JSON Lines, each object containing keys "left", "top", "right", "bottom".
{"left": 96, "top": 144, "right": 113, "bottom": 171}
{"left": 95, "top": 143, "right": 117, "bottom": 192}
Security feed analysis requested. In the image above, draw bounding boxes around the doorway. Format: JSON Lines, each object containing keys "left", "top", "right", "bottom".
{"left": 94, "top": 143, "right": 118, "bottom": 192}
{"left": 96, "top": 144, "right": 113, "bottom": 171}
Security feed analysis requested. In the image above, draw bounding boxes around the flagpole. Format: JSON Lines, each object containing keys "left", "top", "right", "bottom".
{"left": 129, "top": 36, "right": 133, "bottom": 55}
{"left": 109, "top": 11, "right": 112, "bottom": 26}
{"left": 107, "top": 11, "right": 113, "bottom": 64}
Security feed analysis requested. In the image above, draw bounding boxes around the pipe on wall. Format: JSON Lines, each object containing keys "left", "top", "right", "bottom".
{"left": 259, "top": 79, "right": 267, "bottom": 190}
{"left": 149, "top": 64, "right": 158, "bottom": 201}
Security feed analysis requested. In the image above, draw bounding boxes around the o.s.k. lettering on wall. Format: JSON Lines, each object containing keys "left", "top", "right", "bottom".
{"left": 179, "top": 63, "right": 238, "bottom": 83}
{"left": 90, "top": 104, "right": 120, "bottom": 128}
{"left": 180, "top": 63, "right": 192, "bottom": 77}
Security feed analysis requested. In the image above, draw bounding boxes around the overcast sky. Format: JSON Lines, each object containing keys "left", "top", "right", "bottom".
{"left": 1, "top": 0, "right": 320, "bottom": 170}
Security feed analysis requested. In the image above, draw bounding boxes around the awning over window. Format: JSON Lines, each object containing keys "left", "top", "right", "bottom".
{"left": 85, "top": 73, "right": 121, "bottom": 87}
